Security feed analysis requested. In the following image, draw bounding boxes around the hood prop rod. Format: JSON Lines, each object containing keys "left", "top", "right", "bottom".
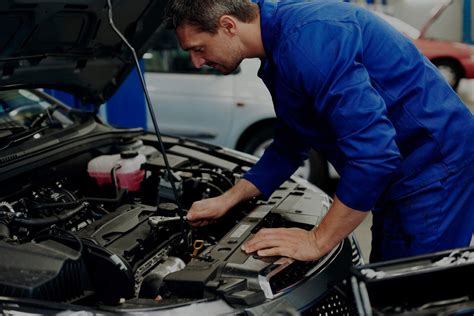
{"left": 106, "top": 0, "right": 188, "bottom": 246}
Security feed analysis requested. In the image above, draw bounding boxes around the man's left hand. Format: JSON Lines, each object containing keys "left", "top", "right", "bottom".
{"left": 241, "top": 227, "right": 323, "bottom": 261}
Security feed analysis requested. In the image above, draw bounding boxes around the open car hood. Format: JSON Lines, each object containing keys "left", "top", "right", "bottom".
{"left": 419, "top": 0, "right": 453, "bottom": 39}
{"left": 0, "top": 0, "right": 167, "bottom": 105}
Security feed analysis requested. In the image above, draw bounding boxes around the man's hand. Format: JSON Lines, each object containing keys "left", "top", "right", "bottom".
{"left": 187, "top": 179, "right": 262, "bottom": 227}
{"left": 187, "top": 195, "right": 231, "bottom": 227}
{"left": 241, "top": 196, "right": 368, "bottom": 261}
{"left": 241, "top": 227, "right": 323, "bottom": 261}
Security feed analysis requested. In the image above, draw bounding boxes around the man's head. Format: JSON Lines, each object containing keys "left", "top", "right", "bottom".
{"left": 165, "top": 0, "right": 261, "bottom": 75}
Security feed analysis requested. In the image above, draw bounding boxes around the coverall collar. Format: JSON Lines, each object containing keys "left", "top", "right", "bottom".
{"left": 252, "top": 0, "right": 278, "bottom": 80}
{"left": 252, "top": 0, "right": 278, "bottom": 58}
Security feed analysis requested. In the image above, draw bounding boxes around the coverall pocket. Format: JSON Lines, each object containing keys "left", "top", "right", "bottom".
{"left": 377, "top": 180, "right": 446, "bottom": 261}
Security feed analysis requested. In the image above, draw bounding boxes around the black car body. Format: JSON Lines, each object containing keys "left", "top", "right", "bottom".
{"left": 0, "top": 1, "right": 361, "bottom": 314}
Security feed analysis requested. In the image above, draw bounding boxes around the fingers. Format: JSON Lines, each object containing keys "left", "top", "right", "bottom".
{"left": 187, "top": 198, "right": 225, "bottom": 226}
{"left": 241, "top": 228, "right": 320, "bottom": 261}
{"left": 187, "top": 201, "right": 213, "bottom": 222}
{"left": 187, "top": 210, "right": 213, "bottom": 226}
{"left": 187, "top": 209, "right": 209, "bottom": 222}
{"left": 187, "top": 219, "right": 210, "bottom": 227}
{"left": 257, "top": 247, "right": 287, "bottom": 257}
{"left": 242, "top": 228, "right": 292, "bottom": 253}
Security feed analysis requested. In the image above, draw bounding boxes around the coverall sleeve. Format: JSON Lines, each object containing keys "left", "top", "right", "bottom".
{"left": 279, "top": 21, "right": 402, "bottom": 211}
{"left": 242, "top": 119, "right": 310, "bottom": 198}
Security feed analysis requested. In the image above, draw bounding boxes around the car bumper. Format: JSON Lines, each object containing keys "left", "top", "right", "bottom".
{"left": 461, "top": 57, "right": 474, "bottom": 79}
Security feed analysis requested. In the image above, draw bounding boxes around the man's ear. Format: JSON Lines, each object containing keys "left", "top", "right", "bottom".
{"left": 219, "top": 15, "right": 237, "bottom": 35}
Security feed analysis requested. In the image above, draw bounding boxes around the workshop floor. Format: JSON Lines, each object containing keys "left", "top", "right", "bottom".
{"left": 353, "top": 79, "right": 474, "bottom": 263}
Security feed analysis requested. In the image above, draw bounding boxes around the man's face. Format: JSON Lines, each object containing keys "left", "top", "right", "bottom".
{"left": 176, "top": 23, "right": 243, "bottom": 75}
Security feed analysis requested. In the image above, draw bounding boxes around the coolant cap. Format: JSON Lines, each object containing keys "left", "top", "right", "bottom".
{"left": 120, "top": 150, "right": 139, "bottom": 159}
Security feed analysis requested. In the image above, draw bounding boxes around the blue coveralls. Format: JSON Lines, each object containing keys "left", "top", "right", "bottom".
{"left": 243, "top": 0, "right": 474, "bottom": 262}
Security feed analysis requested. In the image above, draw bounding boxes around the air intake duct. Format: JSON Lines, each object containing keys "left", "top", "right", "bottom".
{"left": 0, "top": 240, "right": 91, "bottom": 302}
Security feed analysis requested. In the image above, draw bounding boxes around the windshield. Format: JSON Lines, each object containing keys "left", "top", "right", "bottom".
{"left": 0, "top": 89, "right": 72, "bottom": 129}
{"left": 0, "top": 89, "right": 75, "bottom": 151}
{"left": 1, "top": 89, "right": 51, "bottom": 128}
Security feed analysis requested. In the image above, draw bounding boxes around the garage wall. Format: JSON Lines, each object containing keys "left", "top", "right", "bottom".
{"left": 387, "top": 0, "right": 464, "bottom": 42}
{"left": 471, "top": 0, "right": 474, "bottom": 43}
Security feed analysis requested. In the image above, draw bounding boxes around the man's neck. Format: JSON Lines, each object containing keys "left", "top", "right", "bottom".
{"left": 239, "top": 13, "right": 266, "bottom": 59}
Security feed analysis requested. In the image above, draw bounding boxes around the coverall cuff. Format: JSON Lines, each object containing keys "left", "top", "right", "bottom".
{"left": 336, "top": 165, "right": 398, "bottom": 212}
{"left": 336, "top": 182, "right": 375, "bottom": 212}
{"left": 242, "top": 172, "right": 277, "bottom": 199}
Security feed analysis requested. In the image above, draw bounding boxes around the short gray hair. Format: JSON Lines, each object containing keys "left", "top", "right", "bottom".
{"left": 165, "top": 0, "right": 259, "bottom": 34}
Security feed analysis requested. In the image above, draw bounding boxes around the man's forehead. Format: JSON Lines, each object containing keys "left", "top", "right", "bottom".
{"left": 176, "top": 24, "right": 211, "bottom": 50}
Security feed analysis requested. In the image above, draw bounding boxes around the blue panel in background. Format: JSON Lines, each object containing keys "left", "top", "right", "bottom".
{"left": 463, "top": 0, "right": 473, "bottom": 44}
{"left": 44, "top": 61, "right": 147, "bottom": 129}
{"left": 106, "top": 60, "right": 147, "bottom": 129}
{"left": 43, "top": 89, "right": 95, "bottom": 112}
{"left": 43, "top": 89, "right": 77, "bottom": 107}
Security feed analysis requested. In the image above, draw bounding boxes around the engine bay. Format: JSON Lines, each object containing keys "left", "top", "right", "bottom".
{"left": 0, "top": 132, "right": 354, "bottom": 312}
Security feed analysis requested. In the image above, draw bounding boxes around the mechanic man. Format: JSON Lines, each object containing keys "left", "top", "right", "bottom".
{"left": 165, "top": 0, "right": 474, "bottom": 262}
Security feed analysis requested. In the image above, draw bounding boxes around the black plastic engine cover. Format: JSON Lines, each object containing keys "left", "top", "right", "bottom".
{"left": 77, "top": 203, "right": 180, "bottom": 304}
{"left": 0, "top": 240, "right": 91, "bottom": 302}
{"left": 79, "top": 203, "right": 158, "bottom": 264}
{"left": 163, "top": 203, "right": 352, "bottom": 307}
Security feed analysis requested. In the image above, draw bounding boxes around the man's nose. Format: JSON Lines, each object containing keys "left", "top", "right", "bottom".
{"left": 190, "top": 52, "right": 206, "bottom": 69}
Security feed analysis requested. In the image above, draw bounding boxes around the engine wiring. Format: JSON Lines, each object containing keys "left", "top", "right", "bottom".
{"left": 106, "top": 0, "right": 188, "bottom": 246}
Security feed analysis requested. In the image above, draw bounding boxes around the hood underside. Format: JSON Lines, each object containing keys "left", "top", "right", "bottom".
{"left": 0, "top": 0, "right": 168, "bottom": 105}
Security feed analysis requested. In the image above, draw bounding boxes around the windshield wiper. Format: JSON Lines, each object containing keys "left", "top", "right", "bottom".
{"left": 0, "top": 126, "right": 49, "bottom": 151}
{"left": 0, "top": 118, "right": 26, "bottom": 139}
{"left": 0, "top": 125, "right": 24, "bottom": 133}
{"left": 29, "top": 105, "right": 58, "bottom": 129}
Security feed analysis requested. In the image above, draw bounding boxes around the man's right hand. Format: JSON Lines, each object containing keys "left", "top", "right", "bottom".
{"left": 187, "top": 195, "right": 231, "bottom": 227}
{"left": 186, "top": 179, "right": 262, "bottom": 227}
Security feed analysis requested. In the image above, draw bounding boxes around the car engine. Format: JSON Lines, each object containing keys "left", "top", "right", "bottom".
{"left": 0, "top": 131, "right": 356, "bottom": 312}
